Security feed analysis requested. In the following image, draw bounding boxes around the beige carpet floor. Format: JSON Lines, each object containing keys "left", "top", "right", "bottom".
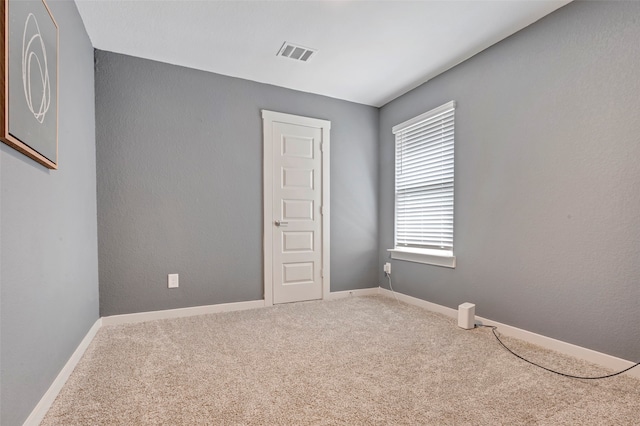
{"left": 42, "top": 296, "right": 640, "bottom": 425}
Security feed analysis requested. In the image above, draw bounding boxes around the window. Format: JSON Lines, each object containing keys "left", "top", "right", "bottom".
{"left": 389, "top": 101, "right": 456, "bottom": 268}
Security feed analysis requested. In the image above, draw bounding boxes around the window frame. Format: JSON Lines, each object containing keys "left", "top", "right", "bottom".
{"left": 389, "top": 101, "right": 456, "bottom": 268}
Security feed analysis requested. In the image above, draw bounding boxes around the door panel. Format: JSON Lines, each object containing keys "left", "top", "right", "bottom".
{"left": 282, "top": 168, "right": 314, "bottom": 189}
{"left": 282, "top": 232, "right": 314, "bottom": 253}
{"left": 282, "top": 262, "right": 314, "bottom": 285}
{"left": 282, "top": 199, "right": 314, "bottom": 221}
{"left": 282, "top": 136, "right": 314, "bottom": 158}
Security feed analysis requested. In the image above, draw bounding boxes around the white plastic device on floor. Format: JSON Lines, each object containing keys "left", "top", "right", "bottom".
{"left": 458, "top": 303, "right": 475, "bottom": 329}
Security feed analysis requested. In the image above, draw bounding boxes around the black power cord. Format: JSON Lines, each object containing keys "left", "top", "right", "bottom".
{"left": 476, "top": 324, "right": 640, "bottom": 380}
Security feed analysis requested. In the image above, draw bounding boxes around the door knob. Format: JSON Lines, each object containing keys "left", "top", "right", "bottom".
{"left": 275, "top": 220, "right": 288, "bottom": 227}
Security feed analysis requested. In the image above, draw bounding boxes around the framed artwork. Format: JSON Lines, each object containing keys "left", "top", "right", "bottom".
{"left": 1, "top": 0, "right": 58, "bottom": 169}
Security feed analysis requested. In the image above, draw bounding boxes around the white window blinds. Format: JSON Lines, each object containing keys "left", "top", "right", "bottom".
{"left": 393, "top": 101, "right": 456, "bottom": 251}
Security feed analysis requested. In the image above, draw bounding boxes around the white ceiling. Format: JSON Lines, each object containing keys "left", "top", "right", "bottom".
{"left": 76, "top": 0, "right": 571, "bottom": 107}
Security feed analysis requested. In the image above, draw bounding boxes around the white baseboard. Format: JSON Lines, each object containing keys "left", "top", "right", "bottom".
{"left": 379, "top": 287, "right": 640, "bottom": 378}
{"left": 23, "top": 318, "right": 103, "bottom": 426}
{"left": 474, "top": 316, "right": 640, "bottom": 379}
{"left": 378, "top": 287, "right": 458, "bottom": 318}
{"left": 102, "top": 290, "right": 381, "bottom": 325}
{"left": 378, "top": 287, "right": 640, "bottom": 379}
{"left": 25, "top": 299, "right": 266, "bottom": 424}
{"left": 102, "top": 299, "right": 266, "bottom": 325}
{"left": 24, "top": 289, "right": 639, "bottom": 426}
{"left": 326, "top": 287, "right": 380, "bottom": 300}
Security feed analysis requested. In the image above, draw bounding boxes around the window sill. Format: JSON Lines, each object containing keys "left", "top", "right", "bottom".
{"left": 388, "top": 248, "right": 456, "bottom": 269}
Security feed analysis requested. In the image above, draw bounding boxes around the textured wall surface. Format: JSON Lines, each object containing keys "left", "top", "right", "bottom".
{"left": 379, "top": 1, "right": 640, "bottom": 361}
{"left": 95, "top": 51, "right": 379, "bottom": 316}
{"left": 0, "top": 1, "right": 99, "bottom": 424}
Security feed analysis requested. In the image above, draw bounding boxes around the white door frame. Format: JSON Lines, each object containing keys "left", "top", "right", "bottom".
{"left": 262, "top": 110, "right": 331, "bottom": 306}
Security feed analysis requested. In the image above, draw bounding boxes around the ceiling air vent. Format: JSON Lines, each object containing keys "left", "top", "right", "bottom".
{"left": 277, "top": 42, "right": 316, "bottom": 62}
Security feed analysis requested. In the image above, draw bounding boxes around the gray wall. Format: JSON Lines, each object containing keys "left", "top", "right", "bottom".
{"left": 379, "top": 0, "right": 640, "bottom": 361}
{"left": 0, "top": 1, "right": 98, "bottom": 424}
{"left": 95, "top": 51, "right": 379, "bottom": 316}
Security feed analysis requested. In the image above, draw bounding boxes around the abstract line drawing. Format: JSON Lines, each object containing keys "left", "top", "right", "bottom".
{"left": 1, "top": 0, "right": 59, "bottom": 169}
{"left": 22, "top": 12, "right": 51, "bottom": 124}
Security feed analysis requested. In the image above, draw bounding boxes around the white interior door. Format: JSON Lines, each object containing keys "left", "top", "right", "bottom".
{"left": 262, "top": 111, "right": 330, "bottom": 305}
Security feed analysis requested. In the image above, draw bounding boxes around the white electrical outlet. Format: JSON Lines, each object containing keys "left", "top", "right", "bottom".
{"left": 168, "top": 273, "right": 179, "bottom": 288}
{"left": 384, "top": 262, "right": 391, "bottom": 274}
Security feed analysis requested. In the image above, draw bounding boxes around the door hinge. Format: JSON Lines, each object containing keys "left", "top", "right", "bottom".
{"left": 320, "top": 205, "right": 324, "bottom": 215}
{"left": 320, "top": 142, "right": 324, "bottom": 152}
{"left": 321, "top": 269, "right": 324, "bottom": 278}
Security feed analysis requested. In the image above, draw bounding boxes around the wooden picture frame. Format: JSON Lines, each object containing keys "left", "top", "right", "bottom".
{"left": 1, "top": 0, "right": 58, "bottom": 169}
